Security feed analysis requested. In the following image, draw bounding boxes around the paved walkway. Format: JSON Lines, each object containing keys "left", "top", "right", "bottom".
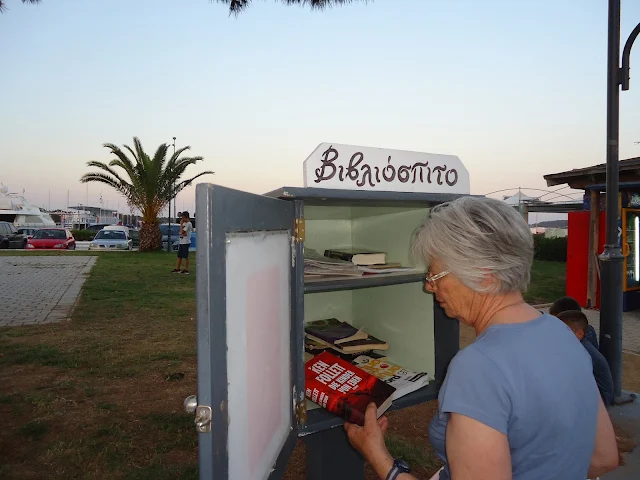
{"left": 0, "top": 256, "right": 97, "bottom": 326}
{"left": 603, "top": 394, "right": 640, "bottom": 479}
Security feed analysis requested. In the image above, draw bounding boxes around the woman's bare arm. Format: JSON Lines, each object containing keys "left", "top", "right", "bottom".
{"left": 446, "top": 412, "right": 512, "bottom": 480}
{"left": 587, "top": 396, "right": 618, "bottom": 477}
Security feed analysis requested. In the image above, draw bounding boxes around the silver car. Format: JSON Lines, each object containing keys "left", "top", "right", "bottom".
{"left": 88, "top": 229, "right": 132, "bottom": 251}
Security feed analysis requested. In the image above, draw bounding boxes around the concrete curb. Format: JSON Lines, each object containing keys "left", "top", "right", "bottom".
{"left": 42, "top": 256, "right": 97, "bottom": 323}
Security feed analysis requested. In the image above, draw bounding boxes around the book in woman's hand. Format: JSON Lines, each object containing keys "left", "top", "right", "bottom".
{"left": 305, "top": 351, "right": 395, "bottom": 426}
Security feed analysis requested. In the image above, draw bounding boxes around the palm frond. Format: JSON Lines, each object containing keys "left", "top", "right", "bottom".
{"left": 0, "top": 0, "right": 41, "bottom": 13}
{"left": 212, "top": 0, "right": 363, "bottom": 14}
{"left": 86, "top": 161, "right": 132, "bottom": 192}
{"left": 175, "top": 171, "right": 216, "bottom": 192}
{"left": 79, "top": 173, "right": 125, "bottom": 192}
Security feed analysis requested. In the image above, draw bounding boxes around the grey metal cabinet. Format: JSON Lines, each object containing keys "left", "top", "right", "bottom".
{"left": 191, "top": 184, "right": 461, "bottom": 480}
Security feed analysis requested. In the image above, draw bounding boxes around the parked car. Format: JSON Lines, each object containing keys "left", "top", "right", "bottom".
{"left": 103, "top": 225, "right": 130, "bottom": 235}
{"left": 86, "top": 223, "right": 113, "bottom": 232}
{"left": 17, "top": 227, "right": 39, "bottom": 240}
{"left": 160, "top": 223, "right": 182, "bottom": 250}
{"left": 88, "top": 229, "right": 132, "bottom": 251}
{"left": 128, "top": 228, "right": 139, "bottom": 248}
{"left": 0, "top": 221, "right": 25, "bottom": 249}
{"left": 26, "top": 228, "right": 76, "bottom": 250}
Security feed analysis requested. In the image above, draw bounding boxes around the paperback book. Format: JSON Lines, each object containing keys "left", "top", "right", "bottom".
{"left": 352, "top": 355, "right": 431, "bottom": 400}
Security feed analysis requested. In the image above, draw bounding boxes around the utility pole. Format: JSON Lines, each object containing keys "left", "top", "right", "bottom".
{"left": 599, "top": 0, "right": 640, "bottom": 402}
{"left": 173, "top": 136, "right": 177, "bottom": 221}
{"left": 166, "top": 137, "right": 177, "bottom": 252}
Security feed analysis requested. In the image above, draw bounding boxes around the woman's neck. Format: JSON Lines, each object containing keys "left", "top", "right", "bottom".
{"left": 470, "top": 291, "right": 537, "bottom": 336}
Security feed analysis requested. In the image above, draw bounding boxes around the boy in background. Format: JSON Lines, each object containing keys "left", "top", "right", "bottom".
{"left": 172, "top": 211, "right": 193, "bottom": 274}
{"left": 550, "top": 296, "right": 599, "bottom": 350}
{"left": 557, "top": 309, "right": 614, "bottom": 406}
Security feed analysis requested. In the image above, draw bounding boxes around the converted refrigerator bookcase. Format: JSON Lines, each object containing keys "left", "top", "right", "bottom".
{"left": 191, "top": 184, "right": 462, "bottom": 480}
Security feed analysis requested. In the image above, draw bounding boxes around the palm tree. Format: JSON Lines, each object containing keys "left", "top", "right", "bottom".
{"left": 80, "top": 137, "right": 214, "bottom": 251}
{"left": 213, "top": 0, "right": 364, "bottom": 14}
{"left": 0, "top": 0, "right": 40, "bottom": 13}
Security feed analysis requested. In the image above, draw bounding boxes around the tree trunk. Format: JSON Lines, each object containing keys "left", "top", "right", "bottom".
{"left": 139, "top": 222, "right": 162, "bottom": 251}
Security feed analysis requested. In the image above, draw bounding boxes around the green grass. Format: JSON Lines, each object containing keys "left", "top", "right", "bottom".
{"left": 524, "top": 259, "right": 566, "bottom": 304}
{"left": 0, "top": 250, "right": 565, "bottom": 479}
{"left": 0, "top": 251, "right": 198, "bottom": 479}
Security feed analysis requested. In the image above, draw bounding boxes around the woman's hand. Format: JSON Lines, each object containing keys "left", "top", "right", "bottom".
{"left": 345, "top": 403, "right": 393, "bottom": 476}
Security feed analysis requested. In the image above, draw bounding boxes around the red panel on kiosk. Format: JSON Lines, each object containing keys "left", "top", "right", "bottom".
{"left": 567, "top": 211, "right": 590, "bottom": 307}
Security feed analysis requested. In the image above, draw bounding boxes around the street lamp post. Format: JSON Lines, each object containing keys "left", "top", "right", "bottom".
{"left": 600, "top": 0, "right": 640, "bottom": 402}
{"left": 167, "top": 137, "right": 177, "bottom": 253}
{"left": 173, "top": 137, "right": 177, "bottom": 223}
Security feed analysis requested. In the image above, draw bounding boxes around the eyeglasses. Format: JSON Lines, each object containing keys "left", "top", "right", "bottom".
{"left": 425, "top": 270, "right": 450, "bottom": 287}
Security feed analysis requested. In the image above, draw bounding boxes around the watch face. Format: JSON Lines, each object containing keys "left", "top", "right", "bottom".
{"left": 396, "top": 459, "right": 411, "bottom": 472}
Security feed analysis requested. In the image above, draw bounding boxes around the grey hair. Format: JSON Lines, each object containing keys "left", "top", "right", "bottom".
{"left": 412, "top": 196, "right": 534, "bottom": 294}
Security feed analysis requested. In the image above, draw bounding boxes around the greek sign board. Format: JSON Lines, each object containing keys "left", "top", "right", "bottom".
{"left": 303, "top": 143, "right": 470, "bottom": 195}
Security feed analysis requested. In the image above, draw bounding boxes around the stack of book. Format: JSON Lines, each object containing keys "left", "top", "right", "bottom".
{"left": 303, "top": 248, "right": 362, "bottom": 278}
{"left": 304, "top": 247, "right": 418, "bottom": 278}
{"left": 304, "top": 318, "right": 388, "bottom": 356}
{"left": 304, "top": 319, "right": 432, "bottom": 406}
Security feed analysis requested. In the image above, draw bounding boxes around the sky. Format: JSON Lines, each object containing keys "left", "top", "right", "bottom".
{"left": 1, "top": 0, "right": 640, "bottom": 219}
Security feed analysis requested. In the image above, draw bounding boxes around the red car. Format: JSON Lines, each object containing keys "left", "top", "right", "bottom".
{"left": 26, "top": 228, "right": 76, "bottom": 250}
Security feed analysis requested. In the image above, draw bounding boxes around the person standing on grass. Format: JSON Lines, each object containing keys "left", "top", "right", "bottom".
{"left": 172, "top": 211, "right": 192, "bottom": 275}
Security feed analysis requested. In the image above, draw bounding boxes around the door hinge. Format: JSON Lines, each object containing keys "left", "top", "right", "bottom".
{"left": 295, "top": 398, "right": 307, "bottom": 426}
{"left": 294, "top": 218, "right": 305, "bottom": 243}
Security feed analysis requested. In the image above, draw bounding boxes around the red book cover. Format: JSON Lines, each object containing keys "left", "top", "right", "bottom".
{"left": 305, "top": 351, "right": 395, "bottom": 426}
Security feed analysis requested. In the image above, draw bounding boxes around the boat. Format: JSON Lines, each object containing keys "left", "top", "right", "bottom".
{"left": 0, "top": 185, "right": 56, "bottom": 227}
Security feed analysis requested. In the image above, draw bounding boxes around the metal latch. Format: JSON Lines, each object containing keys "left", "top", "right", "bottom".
{"left": 294, "top": 218, "right": 305, "bottom": 243}
{"left": 184, "top": 395, "right": 212, "bottom": 433}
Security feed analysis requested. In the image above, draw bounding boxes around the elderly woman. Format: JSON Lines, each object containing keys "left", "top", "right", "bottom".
{"left": 345, "top": 197, "right": 618, "bottom": 480}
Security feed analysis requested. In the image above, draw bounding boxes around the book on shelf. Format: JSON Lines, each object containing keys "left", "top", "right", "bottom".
{"left": 303, "top": 248, "right": 363, "bottom": 277}
{"left": 305, "top": 351, "right": 395, "bottom": 426}
{"left": 351, "top": 354, "right": 432, "bottom": 400}
{"left": 324, "top": 248, "right": 386, "bottom": 266}
{"left": 303, "top": 247, "right": 419, "bottom": 278}
{"left": 305, "top": 318, "right": 369, "bottom": 345}
{"left": 305, "top": 338, "right": 387, "bottom": 363}
{"left": 358, "top": 264, "right": 421, "bottom": 274}
{"left": 304, "top": 318, "right": 389, "bottom": 354}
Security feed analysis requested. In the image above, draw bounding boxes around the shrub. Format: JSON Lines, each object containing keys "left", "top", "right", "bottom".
{"left": 533, "top": 235, "right": 567, "bottom": 262}
{"left": 71, "top": 229, "right": 96, "bottom": 241}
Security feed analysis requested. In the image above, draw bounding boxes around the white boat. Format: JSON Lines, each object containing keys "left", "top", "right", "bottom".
{"left": 0, "top": 185, "right": 56, "bottom": 227}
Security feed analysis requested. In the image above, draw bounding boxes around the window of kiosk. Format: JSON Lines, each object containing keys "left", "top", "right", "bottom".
{"left": 302, "top": 205, "right": 434, "bottom": 411}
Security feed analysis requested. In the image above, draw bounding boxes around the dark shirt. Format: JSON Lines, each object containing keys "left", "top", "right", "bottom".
{"left": 582, "top": 338, "right": 614, "bottom": 406}
{"left": 585, "top": 324, "right": 599, "bottom": 350}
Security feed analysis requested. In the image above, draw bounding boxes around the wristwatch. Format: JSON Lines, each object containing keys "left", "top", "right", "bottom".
{"left": 385, "top": 458, "right": 411, "bottom": 480}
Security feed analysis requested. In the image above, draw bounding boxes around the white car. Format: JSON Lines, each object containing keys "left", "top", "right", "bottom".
{"left": 88, "top": 229, "right": 133, "bottom": 251}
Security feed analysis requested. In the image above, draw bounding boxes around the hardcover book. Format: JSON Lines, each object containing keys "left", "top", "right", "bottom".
{"left": 305, "top": 351, "right": 395, "bottom": 426}
{"left": 323, "top": 248, "right": 387, "bottom": 266}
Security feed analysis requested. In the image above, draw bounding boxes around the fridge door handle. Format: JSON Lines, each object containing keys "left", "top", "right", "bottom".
{"left": 623, "top": 242, "right": 631, "bottom": 257}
